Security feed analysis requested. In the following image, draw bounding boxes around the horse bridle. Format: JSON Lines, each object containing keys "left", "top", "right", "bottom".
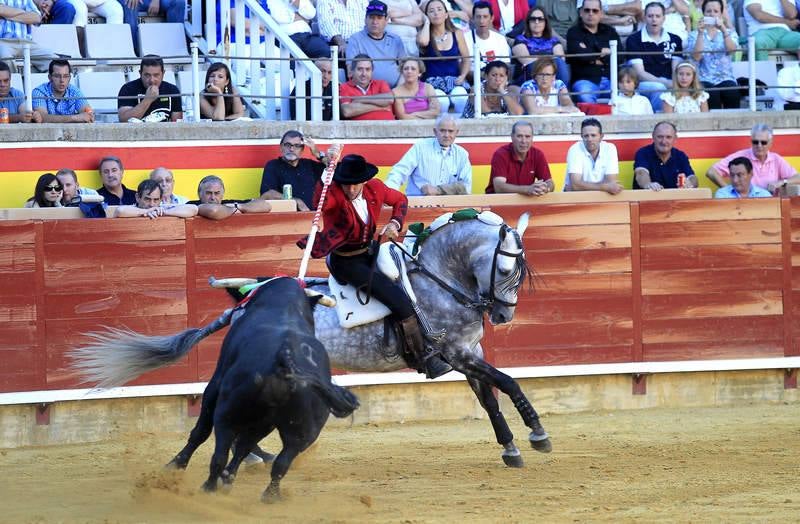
{"left": 402, "top": 223, "right": 525, "bottom": 312}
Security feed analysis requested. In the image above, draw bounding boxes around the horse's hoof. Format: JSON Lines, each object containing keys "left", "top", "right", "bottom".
{"left": 221, "top": 471, "right": 236, "bottom": 490}
{"left": 502, "top": 452, "right": 524, "bottom": 468}
{"left": 261, "top": 488, "right": 281, "bottom": 504}
{"left": 201, "top": 480, "right": 218, "bottom": 493}
{"left": 529, "top": 433, "right": 553, "bottom": 453}
{"left": 165, "top": 458, "right": 187, "bottom": 470}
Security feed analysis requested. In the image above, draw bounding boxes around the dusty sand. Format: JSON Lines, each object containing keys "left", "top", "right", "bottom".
{"left": 1, "top": 403, "right": 798, "bottom": 523}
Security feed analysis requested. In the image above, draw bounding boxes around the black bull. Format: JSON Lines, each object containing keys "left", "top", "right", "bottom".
{"left": 167, "top": 277, "right": 359, "bottom": 502}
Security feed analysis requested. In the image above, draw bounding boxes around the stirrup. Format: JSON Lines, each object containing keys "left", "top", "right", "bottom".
{"left": 421, "top": 347, "right": 452, "bottom": 379}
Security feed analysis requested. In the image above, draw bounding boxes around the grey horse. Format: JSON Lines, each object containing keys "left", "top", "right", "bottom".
{"left": 70, "top": 211, "right": 550, "bottom": 468}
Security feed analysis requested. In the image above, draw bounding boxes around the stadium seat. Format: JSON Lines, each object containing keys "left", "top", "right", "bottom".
{"left": 85, "top": 24, "right": 140, "bottom": 65}
{"left": 732, "top": 61, "right": 779, "bottom": 110}
{"left": 76, "top": 71, "right": 127, "bottom": 113}
{"left": 11, "top": 73, "right": 23, "bottom": 92}
{"left": 31, "top": 24, "right": 83, "bottom": 59}
{"left": 138, "top": 23, "right": 191, "bottom": 64}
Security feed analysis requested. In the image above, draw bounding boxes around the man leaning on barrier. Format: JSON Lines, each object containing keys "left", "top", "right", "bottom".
{"left": 260, "top": 131, "right": 332, "bottom": 212}
{"left": 714, "top": 157, "right": 772, "bottom": 199}
{"left": 32, "top": 59, "right": 94, "bottom": 123}
{"left": 486, "top": 120, "right": 554, "bottom": 196}
{"left": 633, "top": 121, "right": 698, "bottom": 191}
{"left": 188, "top": 175, "right": 272, "bottom": 220}
{"left": 117, "top": 55, "right": 183, "bottom": 123}
{"left": 0, "top": 60, "right": 41, "bottom": 122}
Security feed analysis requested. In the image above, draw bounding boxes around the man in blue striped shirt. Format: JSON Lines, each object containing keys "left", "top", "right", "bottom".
{"left": 385, "top": 114, "right": 473, "bottom": 196}
{"left": 32, "top": 59, "right": 94, "bottom": 122}
{"left": 0, "top": 0, "right": 57, "bottom": 71}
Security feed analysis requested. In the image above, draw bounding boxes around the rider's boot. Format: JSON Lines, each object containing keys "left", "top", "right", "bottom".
{"left": 400, "top": 316, "right": 452, "bottom": 379}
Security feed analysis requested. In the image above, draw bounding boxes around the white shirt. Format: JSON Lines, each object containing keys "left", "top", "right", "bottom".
{"left": 385, "top": 137, "right": 472, "bottom": 196}
{"left": 268, "top": 0, "right": 316, "bottom": 35}
{"left": 611, "top": 93, "right": 654, "bottom": 115}
{"left": 777, "top": 65, "right": 800, "bottom": 103}
{"left": 564, "top": 140, "right": 619, "bottom": 190}
{"left": 743, "top": 0, "right": 792, "bottom": 35}
{"left": 351, "top": 191, "right": 369, "bottom": 223}
{"left": 466, "top": 29, "right": 512, "bottom": 64}
{"left": 497, "top": 0, "right": 516, "bottom": 34}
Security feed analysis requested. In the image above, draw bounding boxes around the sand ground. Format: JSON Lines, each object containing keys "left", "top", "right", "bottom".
{"left": 1, "top": 403, "right": 798, "bottom": 523}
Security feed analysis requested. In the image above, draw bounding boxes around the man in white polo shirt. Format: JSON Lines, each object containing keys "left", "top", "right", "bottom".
{"left": 564, "top": 117, "right": 623, "bottom": 194}
{"left": 744, "top": 0, "right": 800, "bottom": 61}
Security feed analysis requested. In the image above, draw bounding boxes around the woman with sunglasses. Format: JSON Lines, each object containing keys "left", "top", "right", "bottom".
{"left": 24, "top": 173, "right": 64, "bottom": 208}
{"left": 511, "top": 7, "right": 569, "bottom": 86}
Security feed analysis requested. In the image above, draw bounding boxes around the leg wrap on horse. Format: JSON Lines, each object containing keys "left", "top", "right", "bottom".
{"left": 511, "top": 393, "right": 540, "bottom": 429}
{"left": 399, "top": 316, "right": 452, "bottom": 380}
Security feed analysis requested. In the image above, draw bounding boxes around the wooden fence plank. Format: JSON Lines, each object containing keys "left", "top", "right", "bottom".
{"left": 640, "top": 199, "right": 780, "bottom": 223}
{"left": 533, "top": 273, "right": 633, "bottom": 298}
{"left": 642, "top": 290, "right": 784, "bottom": 319}
{"left": 643, "top": 341, "right": 785, "bottom": 361}
{"left": 491, "top": 202, "right": 631, "bottom": 227}
{"left": 641, "top": 219, "right": 782, "bottom": 247}
{"left": 0, "top": 244, "right": 35, "bottom": 272}
{"left": 493, "top": 345, "right": 634, "bottom": 367}
{"left": 529, "top": 248, "right": 631, "bottom": 275}
{"left": 511, "top": 296, "right": 632, "bottom": 324}
{"left": 523, "top": 224, "right": 632, "bottom": 250}
{"left": 43, "top": 290, "right": 188, "bottom": 319}
{"left": 490, "top": 320, "right": 633, "bottom": 347}
{"left": 43, "top": 217, "right": 186, "bottom": 242}
{"left": 643, "top": 244, "right": 782, "bottom": 271}
{"left": 0, "top": 221, "right": 36, "bottom": 243}
{"left": 641, "top": 268, "right": 782, "bottom": 295}
{"left": 642, "top": 315, "right": 784, "bottom": 344}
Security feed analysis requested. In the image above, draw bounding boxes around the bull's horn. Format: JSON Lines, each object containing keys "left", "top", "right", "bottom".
{"left": 304, "top": 288, "right": 337, "bottom": 307}
{"left": 516, "top": 212, "right": 531, "bottom": 238}
{"left": 208, "top": 276, "right": 259, "bottom": 288}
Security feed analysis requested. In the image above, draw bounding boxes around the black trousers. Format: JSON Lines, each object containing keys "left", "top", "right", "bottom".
{"left": 703, "top": 80, "right": 741, "bottom": 110}
{"left": 327, "top": 252, "right": 414, "bottom": 319}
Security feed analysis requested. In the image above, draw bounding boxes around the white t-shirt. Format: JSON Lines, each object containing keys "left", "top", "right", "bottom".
{"left": 466, "top": 29, "right": 512, "bottom": 64}
{"left": 611, "top": 93, "right": 654, "bottom": 115}
{"left": 777, "top": 65, "right": 800, "bottom": 103}
{"left": 743, "top": 0, "right": 792, "bottom": 35}
{"left": 564, "top": 140, "right": 620, "bottom": 190}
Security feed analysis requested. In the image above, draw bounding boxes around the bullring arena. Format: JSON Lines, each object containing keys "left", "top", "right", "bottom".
{"left": 1, "top": 113, "right": 800, "bottom": 522}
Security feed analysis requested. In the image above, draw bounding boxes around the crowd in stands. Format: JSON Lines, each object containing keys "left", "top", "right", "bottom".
{"left": 3, "top": 0, "right": 800, "bottom": 121}
{"left": 18, "top": 119, "right": 800, "bottom": 219}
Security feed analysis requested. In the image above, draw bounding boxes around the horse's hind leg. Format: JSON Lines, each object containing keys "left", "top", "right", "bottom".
{"left": 467, "top": 377, "right": 523, "bottom": 468}
{"left": 167, "top": 381, "right": 220, "bottom": 469}
{"left": 453, "top": 354, "right": 552, "bottom": 453}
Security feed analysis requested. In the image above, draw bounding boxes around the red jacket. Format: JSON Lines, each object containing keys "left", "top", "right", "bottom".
{"left": 488, "top": 0, "right": 529, "bottom": 31}
{"left": 298, "top": 179, "right": 408, "bottom": 258}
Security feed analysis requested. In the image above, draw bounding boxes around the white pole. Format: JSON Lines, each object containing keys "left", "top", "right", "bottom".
{"left": 473, "top": 43, "right": 482, "bottom": 118}
{"left": 297, "top": 145, "right": 343, "bottom": 280}
{"left": 23, "top": 44, "right": 32, "bottom": 111}
{"left": 748, "top": 37, "right": 756, "bottom": 112}
{"left": 331, "top": 46, "right": 340, "bottom": 121}
{"left": 191, "top": 42, "right": 201, "bottom": 122}
{"left": 610, "top": 40, "right": 618, "bottom": 103}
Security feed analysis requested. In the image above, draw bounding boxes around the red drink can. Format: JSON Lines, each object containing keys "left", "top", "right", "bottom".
{"left": 677, "top": 173, "right": 686, "bottom": 188}
{"left": 0, "top": 108, "right": 9, "bottom": 124}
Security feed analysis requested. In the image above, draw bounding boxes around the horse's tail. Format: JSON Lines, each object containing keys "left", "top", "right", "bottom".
{"left": 69, "top": 308, "right": 234, "bottom": 389}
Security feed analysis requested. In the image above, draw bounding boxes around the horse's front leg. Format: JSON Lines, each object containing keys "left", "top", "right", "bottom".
{"left": 467, "top": 377, "right": 524, "bottom": 468}
{"left": 452, "top": 353, "right": 552, "bottom": 453}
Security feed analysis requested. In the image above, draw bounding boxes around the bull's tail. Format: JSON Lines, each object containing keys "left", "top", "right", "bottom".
{"left": 281, "top": 345, "right": 359, "bottom": 418}
{"left": 69, "top": 308, "right": 234, "bottom": 389}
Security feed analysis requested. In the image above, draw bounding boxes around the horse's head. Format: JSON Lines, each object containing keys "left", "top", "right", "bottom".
{"left": 472, "top": 213, "right": 531, "bottom": 325}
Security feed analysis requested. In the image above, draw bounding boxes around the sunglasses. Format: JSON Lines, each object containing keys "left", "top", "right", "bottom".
{"left": 528, "top": 16, "right": 546, "bottom": 22}
{"left": 281, "top": 142, "right": 305, "bottom": 150}
{"left": 751, "top": 139, "right": 769, "bottom": 146}
{"left": 582, "top": 7, "right": 601, "bottom": 13}
{"left": 45, "top": 184, "right": 63, "bottom": 192}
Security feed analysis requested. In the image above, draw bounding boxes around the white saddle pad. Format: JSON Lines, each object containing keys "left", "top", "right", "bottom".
{"left": 330, "top": 242, "right": 416, "bottom": 329}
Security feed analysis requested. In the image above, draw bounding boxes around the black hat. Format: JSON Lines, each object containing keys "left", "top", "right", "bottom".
{"left": 333, "top": 154, "right": 379, "bottom": 185}
{"left": 366, "top": 0, "right": 388, "bottom": 16}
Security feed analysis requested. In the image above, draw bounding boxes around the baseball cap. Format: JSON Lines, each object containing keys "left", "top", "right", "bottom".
{"left": 366, "top": 0, "right": 388, "bottom": 16}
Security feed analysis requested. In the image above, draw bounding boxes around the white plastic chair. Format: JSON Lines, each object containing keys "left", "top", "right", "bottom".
{"left": 138, "top": 23, "right": 191, "bottom": 64}
{"left": 76, "top": 71, "right": 127, "bottom": 112}
{"left": 85, "top": 24, "right": 140, "bottom": 65}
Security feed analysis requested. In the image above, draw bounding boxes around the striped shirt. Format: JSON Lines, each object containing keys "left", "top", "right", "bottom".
{"left": 386, "top": 137, "right": 472, "bottom": 196}
{"left": 316, "top": 0, "right": 367, "bottom": 42}
{"left": 32, "top": 82, "right": 88, "bottom": 115}
{"left": 0, "top": 0, "right": 37, "bottom": 40}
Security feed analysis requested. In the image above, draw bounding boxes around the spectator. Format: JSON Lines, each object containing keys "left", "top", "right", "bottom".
{"left": 418, "top": 0, "right": 471, "bottom": 116}
{"left": 0, "top": 61, "right": 41, "bottom": 122}
{"left": 564, "top": 117, "right": 623, "bottom": 193}
{"left": 688, "top": 0, "right": 733, "bottom": 30}
{"left": 661, "top": 61, "right": 709, "bottom": 113}
{"left": 114, "top": 179, "right": 198, "bottom": 219}
{"left": 466, "top": 1, "right": 512, "bottom": 67}
{"left": 715, "top": 157, "right": 773, "bottom": 198}
{"left": 611, "top": 65, "right": 655, "bottom": 115}
{"left": 441, "top": 0, "right": 474, "bottom": 32}
{"left": 56, "top": 167, "right": 100, "bottom": 205}
{"left": 70, "top": 0, "right": 123, "bottom": 56}
{"left": 149, "top": 167, "right": 188, "bottom": 204}
{"left": 633, "top": 121, "right": 698, "bottom": 190}
{"left": 512, "top": 7, "right": 569, "bottom": 86}
{"left": 200, "top": 63, "right": 245, "bottom": 121}
{"left": 384, "top": 0, "right": 425, "bottom": 57}
{"left": 392, "top": 57, "right": 441, "bottom": 119}
{"left": 24, "top": 172, "right": 63, "bottom": 207}
{"left": 686, "top": 0, "right": 739, "bottom": 110}
{"left": 290, "top": 57, "right": 334, "bottom": 121}
{"left": 188, "top": 175, "right": 272, "bottom": 220}
{"left": 118, "top": 55, "right": 183, "bottom": 123}
{"left": 486, "top": 120, "right": 553, "bottom": 195}
{"left": 260, "top": 131, "right": 329, "bottom": 211}
{"left": 462, "top": 59, "right": 523, "bottom": 117}
{"left": 0, "top": 0, "right": 57, "bottom": 72}
{"left": 268, "top": 0, "right": 330, "bottom": 59}
{"left": 776, "top": 62, "right": 800, "bottom": 110}
{"left": 706, "top": 124, "right": 800, "bottom": 193}
{"left": 520, "top": 56, "right": 578, "bottom": 114}
{"left": 566, "top": 0, "right": 620, "bottom": 103}
{"left": 97, "top": 156, "right": 137, "bottom": 205}
{"left": 537, "top": 0, "right": 579, "bottom": 45}
{"left": 485, "top": 0, "right": 528, "bottom": 36}
{"left": 346, "top": 0, "right": 407, "bottom": 87}
{"left": 117, "top": 0, "right": 185, "bottom": 55}
{"left": 339, "top": 54, "right": 395, "bottom": 120}
{"left": 386, "top": 114, "right": 471, "bottom": 195}
{"left": 744, "top": 0, "right": 800, "bottom": 61}
{"left": 625, "top": 2, "right": 683, "bottom": 112}
{"left": 32, "top": 59, "right": 94, "bottom": 123}
{"left": 317, "top": 0, "right": 369, "bottom": 56}
{"left": 598, "top": 0, "right": 641, "bottom": 38}
{"left": 32, "top": 0, "right": 74, "bottom": 25}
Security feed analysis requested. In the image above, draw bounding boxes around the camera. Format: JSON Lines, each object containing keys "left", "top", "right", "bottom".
{"left": 703, "top": 16, "right": 717, "bottom": 26}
